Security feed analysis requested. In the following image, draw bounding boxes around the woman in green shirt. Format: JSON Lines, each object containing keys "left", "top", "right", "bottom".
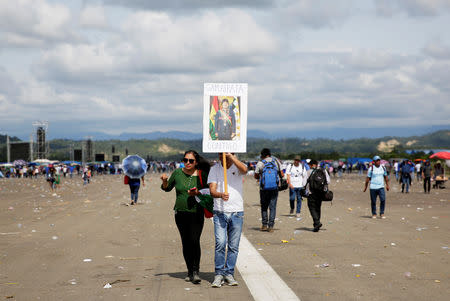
{"left": 161, "top": 150, "right": 210, "bottom": 284}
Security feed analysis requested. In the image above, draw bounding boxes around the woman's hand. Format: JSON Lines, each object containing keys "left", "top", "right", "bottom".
{"left": 187, "top": 187, "right": 198, "bottom": 196}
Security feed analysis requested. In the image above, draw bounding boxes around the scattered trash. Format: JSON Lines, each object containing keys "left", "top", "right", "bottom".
{"left": 31, "top": 230, "right": 36, "bottom": 233}
{"left": 69, "top": 279, "right": 77, "bottom": 285}
{"left": 370, "top": 273, "right": 376, "bottom": 277}
{"left": 294, "top": 230, "right": 301, "bottom": 235}
{"left": 281, "top": 240, "right": 289, "bottom": 243}
{"left": 258, "top": 248, "right": 263, "bottom": 251}
{"left": 52, "top": 236, "right": 58, "bottom": 240}
{"left": 391, "top": 243, "right": 396, "bottom": 246}
{"left": 442, "top": 246, "right": 449, "bottom": 250}
{"left": 352, "top": 264, "right": 361, "bottom": 267}
{"left": 432, "top": 216, "right": 438, "bottom": 219}
{"left": 434, "top": 280, "right": 441, "bottom": 283}
{"left": 401, "top": 217, "right": 405, "bottom": 220}
{"left": 315, "top": 263, "right": 330, "bottom": 268}
{"left": 184, "top": 288, "right": 191, "bottom": 291}
{"left": 105, "top": 255, "right": 114, "bottom": 258}
{"left": 296, "top": 217, "right": 302, "bottom": 221}
{"left": 110, "top": 280, "right": 130, "bottom": 285}
{"left": 416, "top": 227, "right": 427, "bottom": 231}
{"left": 136, "top": 288, "right": 141, "bottom": 290}
{"left": 404, "top": 272, "right": 411, "bottom": 278}
{"left": 8, "top": 207, "right": 14, "bottom": 210}
{"left": 103, "top": 283, "right": 112, "bottom": 289}
{"left": 355, "top": 274, "right": 360, "bottom": 278}
{"left": 348, "top": 208, "right": 353, "bottom": 211}
{"left": 5, "top": 296, "right": 14, "bottom": 299}
{"left": 83, "top": 259, "right": 92, "bottom": 262}
{"left": 419, "top": 251, "right": 431, "bottom": 254}
{"left": 416, "top": 208, "right": 424, "bottom": 211}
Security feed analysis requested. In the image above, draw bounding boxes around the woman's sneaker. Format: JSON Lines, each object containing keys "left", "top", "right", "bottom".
{"left": 224, "top": 274, "right": 238, "bottom": 286}
{"left": 211, "top": 275, "right": 224, "bottom": 288}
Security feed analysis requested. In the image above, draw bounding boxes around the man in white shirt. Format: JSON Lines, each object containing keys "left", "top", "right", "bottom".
{"left": 286, "top": 155, "right": 307, "bottom": 217}
{"left": 208, "top": 153, "right": 247, "bottom": 288}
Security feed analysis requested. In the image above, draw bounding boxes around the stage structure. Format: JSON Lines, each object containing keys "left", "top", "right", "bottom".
{"left": 8, "top": 136, "right": 33, "bottom": 162}
{"left": 74, "top": 149, "right": 82, "bottom": 161}
{"left": 82, "top": 137, "right": 94, "bottom": 163}
{"left": 33, "top": 121, "right": 49, "bottom": 159}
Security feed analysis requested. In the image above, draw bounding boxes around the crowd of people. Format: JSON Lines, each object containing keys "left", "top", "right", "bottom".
{"left": 1, "top": 149, "right": 447, "bottom": 289}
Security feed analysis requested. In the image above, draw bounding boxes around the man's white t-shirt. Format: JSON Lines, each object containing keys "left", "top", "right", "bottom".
{"left": 286, "top": 164, "right": 307, "bottom": 188}
{"left": 207, "top": 162, "right": 244, "bottom": 212}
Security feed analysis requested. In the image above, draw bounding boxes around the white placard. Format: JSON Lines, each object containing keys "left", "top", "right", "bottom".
{"left": 202, "top": 83, "right": 248, "bottom": 153}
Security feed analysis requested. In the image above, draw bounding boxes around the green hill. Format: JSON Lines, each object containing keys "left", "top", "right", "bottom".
{"left": 1, "top": 130, "right": 449, "bottom": 162}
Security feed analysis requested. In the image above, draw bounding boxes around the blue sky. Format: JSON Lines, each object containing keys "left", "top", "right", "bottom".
{"left": 0, "top": 0, "right": 449, "bottom": 139}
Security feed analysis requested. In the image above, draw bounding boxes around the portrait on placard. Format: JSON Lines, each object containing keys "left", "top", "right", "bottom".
{"left": 209, "top": 96, "right": 241, "bottom": 141}
{"left": 203, "top": 83, "right": 247, "bottom": 153}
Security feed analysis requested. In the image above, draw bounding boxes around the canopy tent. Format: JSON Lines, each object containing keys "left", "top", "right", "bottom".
{"left": 430, "top": 151, "right": 450, "bottom": 160}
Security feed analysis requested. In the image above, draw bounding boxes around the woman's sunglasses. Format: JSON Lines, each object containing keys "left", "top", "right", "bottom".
{"left": 183, "top": 158, "right": 195, "bottom": 164}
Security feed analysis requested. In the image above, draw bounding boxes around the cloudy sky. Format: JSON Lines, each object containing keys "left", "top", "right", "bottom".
{"left": 1, "top": 0, "right": 449, "bottom": 140}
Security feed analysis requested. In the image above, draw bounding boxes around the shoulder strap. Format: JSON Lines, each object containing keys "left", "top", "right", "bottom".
{"left": 198, "top": 169, "right": 203, "bottom": 187}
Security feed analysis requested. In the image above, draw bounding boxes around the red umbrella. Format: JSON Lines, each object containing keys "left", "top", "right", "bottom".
{"left": 430, "top": 151, "right": 450, "bottom": 160}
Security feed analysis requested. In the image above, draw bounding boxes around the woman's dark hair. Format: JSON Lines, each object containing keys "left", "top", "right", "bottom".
{"left": 184, "top": 150, "right": 211, "bottom": 174}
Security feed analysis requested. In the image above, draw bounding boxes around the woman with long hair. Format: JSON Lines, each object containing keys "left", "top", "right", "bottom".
{"left": 160, "top": 150, "right": 211, "bottom": 284}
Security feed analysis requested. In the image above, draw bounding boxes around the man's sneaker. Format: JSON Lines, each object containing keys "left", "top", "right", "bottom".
{"left": 267, "top": 227, "right": 274, "bottom": 233}
{"left": 289, "top": 208, "right": 294, "bottom": 214}
{"left": 211, "top": 275, "right": 224, "bottom": 288}
{"left": 372, "top": 215, "right": 377, "bottom": 219}
{"left": 261, "top": 225, "right": 268, "bottom": 231}
{"left": 224, "top": 274, "right": 238, "bottom": 286}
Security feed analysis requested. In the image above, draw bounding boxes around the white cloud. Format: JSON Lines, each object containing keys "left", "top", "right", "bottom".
{"left": 423, "top": 40, "right": 450, "bottom": 59}
{"left": 277, "top": 0, "right": 354, "bottom": 29}
{"left": 0, "top": 0, "right": 78, "bottom": 48}
{"left": 80, "top": 4, "right": 109, "bottom": 29}
{"left": 36, "top": 9, "right": 277, "bottom": 82}
{"left": 375, "top": 0, "right": 450, "bottom": 17}
{"left": 101, "top": 0, "right": 273, "bottom": 11}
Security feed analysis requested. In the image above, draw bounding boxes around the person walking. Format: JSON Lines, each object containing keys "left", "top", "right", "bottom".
{"left": 126, "top": 175, "right": 145, "bottom": 205}
{"left": 208, "top": 153, "right": 247, "bottom": 288}
{"left": 254, "top": 148, "right": 284, "bottom": 232}
{"left": 305, "top": 160, "right": 330, "bottom": 232}
{"left": 421, "top": 160, "right": 432, "bottom": 194}
{"left": 286, "top": 155, "right": 307, "bottom": 217}
{"left": 364, "top": 156, "right": 390, "bottom": 219}
{"left": 400, "top": 160, "right": 412, "bottom": 193}
{"left": 160, "top": 150, "right": 210, "bottom": 284}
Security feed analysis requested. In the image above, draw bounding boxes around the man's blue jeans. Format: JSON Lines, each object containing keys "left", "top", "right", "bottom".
{"left": 370, "top": 188, "right": 386, "bottom": 215}
{"left": 213, "top": 211, "right": 243, "bottom": 276}
{"left": 260, "top": 190, "right": 278, "bottom": 228}
{"left": 289, "top": 187, "right": 303, "bottom": 214}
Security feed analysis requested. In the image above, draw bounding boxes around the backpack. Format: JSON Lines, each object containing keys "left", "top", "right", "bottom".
{"left": 369, "top": 165, "right": 386, "bottom": 179}
{"left": 260, "top": 158, "right": 279, "bottom": 190}
{"left": 308, "top": 168, "right": 327, "bottom": 192}
{"left": 401, "top": 164, "right": 409, "bottom": 174}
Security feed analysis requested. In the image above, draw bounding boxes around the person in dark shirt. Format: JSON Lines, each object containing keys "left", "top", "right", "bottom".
{"left": 128, "top": 175, "right": 145, "bottom": 205}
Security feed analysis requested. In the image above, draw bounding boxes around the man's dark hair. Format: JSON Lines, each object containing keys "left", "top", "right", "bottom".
{"left": 260, "top": 148, "right": 271, "bottom": 158}
{"left": 310, "top": 159, "right": 318, "bottom": 166}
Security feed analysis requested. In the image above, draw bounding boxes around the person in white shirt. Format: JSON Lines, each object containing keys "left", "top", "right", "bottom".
{"left": 208, "top": 153, "right": 247, "bottom": 288}
{"left": 415, "top": 162, "right": 422, "bottom": 181}
{"left": 286, "top": 155, "right": 307, "bottom": 217}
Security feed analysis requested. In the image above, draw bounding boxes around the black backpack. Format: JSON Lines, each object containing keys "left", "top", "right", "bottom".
{"left": 308, "top": 168, "right": 327, "bottom": 192}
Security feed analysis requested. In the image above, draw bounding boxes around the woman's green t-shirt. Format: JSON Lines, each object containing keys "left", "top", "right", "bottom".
{"left": 161, "top": 168, "right": 208, "bottom": 213}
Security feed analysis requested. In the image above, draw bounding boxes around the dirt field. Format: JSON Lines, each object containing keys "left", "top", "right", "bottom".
{"left": 0, "top": 173, "right": 448, "bottom": 300}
